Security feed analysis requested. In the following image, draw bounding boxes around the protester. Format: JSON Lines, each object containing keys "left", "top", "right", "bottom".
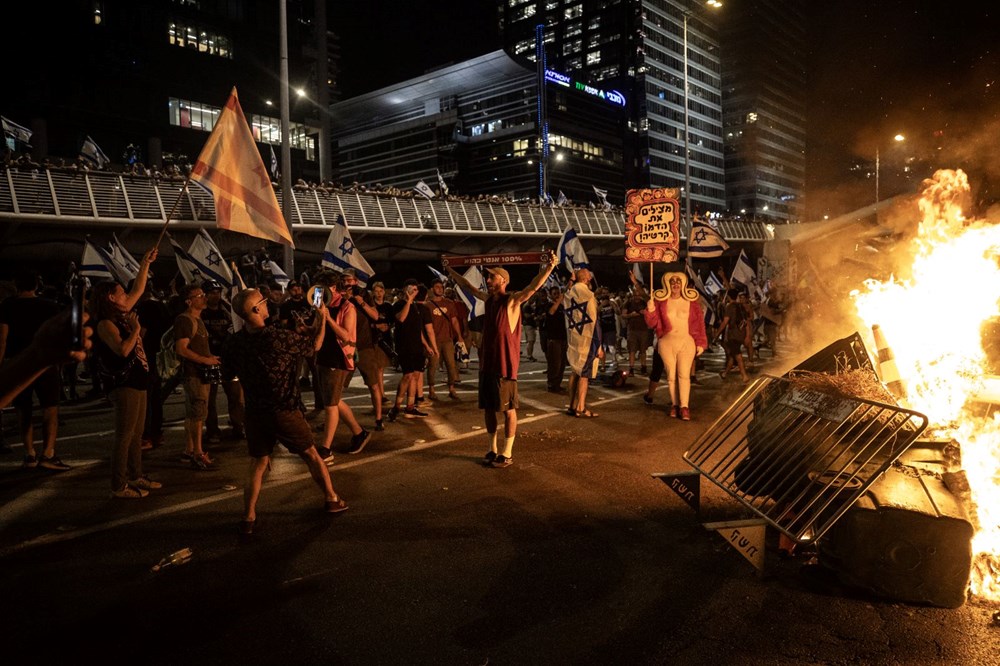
{"left": 387, "top": 279, "right": 436, "bottom": 421}
{"left": 644, "top": 271, "right": 708, "bottom": 420}
{"left": 91, "top": 248, "right": 162, "bottom": 498}
{"left": 200, "top": 279, "right": 245, "bottom": 442}
{"left": 623, "top": 272, "right": 652, "bottom": 376}
{"left": 314, "top": 271, "right": 372, "bottom": 458}
{"left": 424, "top": 278, "right": 462, "bottom": 400}
{"left": 543, "top": 285, "right": 568, "bottom": 393}
{"left": 447, "top": 254, "right": 557, "bottom": 468}
{"left": 173, "top": 283, "right": 219, "bottom": 470}
{"left": 0, "top": 271, "right": 70, "bottom": 470}
{"left": 353, "top": 280, "right": 391, "bottom": 431}
{"left": 223, "top": 288, "right": 348, "bottom": 538}
{"left": 716, "top": 288, "right": 751, "bottom": 383}
{"left": 564, "top": 268, "right": 602, "bottom": 418}
{"left": 0, "top": 309, "right": 91, "bottom": 410}
{"left": 136, "top": 286, "right": 172, "bottom": 450}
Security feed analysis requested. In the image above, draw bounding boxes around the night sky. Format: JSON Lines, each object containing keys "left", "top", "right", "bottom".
{"left": 330, "top": 1, "right": 1000, "bottom": 218}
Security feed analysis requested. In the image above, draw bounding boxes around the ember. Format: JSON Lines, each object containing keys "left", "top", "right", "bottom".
{"left": 850, "top": 169, "right": 1000, "bottom": 601}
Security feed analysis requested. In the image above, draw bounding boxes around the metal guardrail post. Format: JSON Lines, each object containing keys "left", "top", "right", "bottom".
{"left": 48, "top": 171, "right": 62, "bottom": 217}
{"left": 121, "top": 175, "right": 135, "bottom": 220}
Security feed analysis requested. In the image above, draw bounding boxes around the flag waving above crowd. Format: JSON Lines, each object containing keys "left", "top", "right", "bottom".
{"left": 190, "top": 87, "right": 293, "bottom": 247}
{"left": 79, "top": 136, "right": 110, "bottom": 169}
{"left": 688, "top": 217, "right": 730, "bottom": 259}
{"left": 556, "top": 223, "right": 590, "bottom": 273}
{"left": 322, "top": 214, "right": 374, "bottom": 285}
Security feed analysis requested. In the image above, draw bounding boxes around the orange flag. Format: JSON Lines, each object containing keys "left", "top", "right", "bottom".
{"left": 191, "top": 87, "right": 294, "bottom": 247}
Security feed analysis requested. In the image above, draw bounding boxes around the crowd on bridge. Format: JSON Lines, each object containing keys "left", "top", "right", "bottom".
{"left": 0, "top": 252, "right": 794, "bottom": 536}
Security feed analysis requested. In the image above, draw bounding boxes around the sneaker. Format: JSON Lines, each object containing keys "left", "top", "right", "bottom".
{"left": 111, "top": 485, "right": 148, "bottom": 499}
{"left": 347, "top": 428, "right": 372, "bottom": 455}
{"left": 643, "top": 394, "right": 654, "bottom": 405}
{"left": 128, "top": 476, "right": 163, "bottom": 491}
{"left": 680, "top": 406, "right": 691, "bottom": 421}
{"left": 190, "top": 453, "right": 213, "bottom": 471}
{"left": 315, "top": 446, "right": 335, "bottom": 464}
{"left": 39, "top": 455, "right": 71, "bottom": 471}
{"left": 403, "top": 406, "right": 428, "bottom": 418}
{"left": 483, "top": 450, "right": 497, "bottom": 466}
{"left": 374, "top": 419, "right": 385, "bottom": 432}
{"left": 490, "top": 454, "right": 514, "bottom": 469}
{"left": 22, "top": 454, "right": 38, "bottom": 469}
{"left": 324, "top": 498, "right": 349, "bottom": 514}
{"left": 387, "top": 406, "right": 399, "bottom": 423}
{"left": 669, "top": 405, "right": 679, "bottom": 418}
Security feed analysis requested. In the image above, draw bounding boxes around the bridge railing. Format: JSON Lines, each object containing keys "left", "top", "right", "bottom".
{"left": 0, "top": 167, "right": 771, "bottom": 241}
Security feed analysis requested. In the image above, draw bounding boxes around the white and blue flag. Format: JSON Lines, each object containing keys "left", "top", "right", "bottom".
{"left": 456, "top": 265, "right": 486, "bottom": 320}
{"left": 731, "top": 249, "right": 757, "bottom": 288}
{"left": 187, "top": 229, "right": 234, "bottom": 287}
{"left": 414, "top": 180, "right": 436, "bottom": 200}
{"left": 564, "top": 281, "right": 601, "bottom": 379}
{"left": 79, "top": 136, "right": 110, "bottom": 169}
{"left": 265, "top": 260, "right": 290, "bottom": 290}
{"left": 321, "top": 214, "right": 374, "bottom": 286}
{"left": 688, "top": 217, "right": 729, "bottom": 259}
{"left": 81, "top": 238, "right": 131, "bottom": 286}
{"left": 704, "top": 271, "right": 725, "bottom": 296}
{"left": 109, "top": 234, "right": 140, "bottom": 281}
{"left": 556, "top": 223, "right": 590, "bottom": 273}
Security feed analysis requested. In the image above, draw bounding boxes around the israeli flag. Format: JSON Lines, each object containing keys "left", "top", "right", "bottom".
{"left": 265, "top": 260, "right": 290, "bottom": 290}
{"left": 269, "top": 145, "right": 280, "bottom": 180}
{"left": 109, "top": 234, "right": 140, "bottom": 281}
{"left": 557, "top": 190, "right": 568, "bottom": 206}
{"left": 188, "top": 229, "right": 234, "bottom": 287}
{"left": 414, "top": 180, "right": 436, "bottom": 199}
{"left": 1, "top": 116, "right": 32, "bottom": 145}
{"left": 704, "top": 271, "right": 725, "bottom": 296}
{"left": 456, "top": 265, "right": 486, "bottom": 320}
{"left": 81, "top": 239, "right": 131, "bottom": 286}
{"left": 321, "top": 214, "right": 375, "bottom": 285}
{"left": 688, "top": 217, "right": 730, "bottom": 259}
{"left": 436, "top": 169, "right": 449, "bottom": 197}
{"left": 556, "top": 223, "right": 590, "bottom": 272}
{"left": 80, "top": 136, "right": 110, "bottom": 169}
{"left": 731, "top": 249, "right": 757, "bottom": 288}
{"left": 428, "top": 265, "right": 449, "bottom": 283}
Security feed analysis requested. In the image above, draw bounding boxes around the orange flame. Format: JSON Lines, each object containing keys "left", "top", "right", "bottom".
{"left": 851, "top": 169, "right": 1000, "bottom": 601}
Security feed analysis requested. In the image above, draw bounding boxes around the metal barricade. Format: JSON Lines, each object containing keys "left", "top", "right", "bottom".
{"left": 684, "top": 375, "right": 928, "bottom": 544}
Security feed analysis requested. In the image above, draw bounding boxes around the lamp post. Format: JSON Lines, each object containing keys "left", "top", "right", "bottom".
{"left": 875, "top": 133, "right": 905, "bottom": 207}
{"left": 681, "top": 1, "right": 722, "bottom": 239}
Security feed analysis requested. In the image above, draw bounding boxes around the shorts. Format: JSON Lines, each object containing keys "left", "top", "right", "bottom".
{"left": 317, "top": 366, "right": 351, "bottom": 407}
{"left": 245, "top": 409, "right": 315, "bottom": 458}
{"left": 183, "top": 375, "right": 210, "bottom": 421}
{"left": 356, "top": 347, "right": 387, "bottom": 387}
{"left": 12, "top": 366, "right": 62, "bottom": 410}
{"left": 478, "top": 373, "right": 519, "bottom": 412}
{"left": 724, "top": 339, "right": 745, "bottom": 358}
{"left": 627, "top": 328, "right": 652, "bottom": 354}
{"left": 399, "top": 351, "right": 426, "bottom": 375}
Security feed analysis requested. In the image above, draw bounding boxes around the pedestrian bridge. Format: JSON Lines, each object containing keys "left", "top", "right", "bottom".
{"left": 0, "top": 167, "right": 771, "bottom": 243}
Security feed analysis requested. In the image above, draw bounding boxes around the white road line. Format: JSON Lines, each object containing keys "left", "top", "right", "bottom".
{"left": 0, "top": 387, "right": 648, "bottom": 557}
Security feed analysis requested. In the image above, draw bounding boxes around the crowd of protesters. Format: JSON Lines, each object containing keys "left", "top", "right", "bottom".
{"left": 0, "top": 250, "right": 793, "bottom": 535}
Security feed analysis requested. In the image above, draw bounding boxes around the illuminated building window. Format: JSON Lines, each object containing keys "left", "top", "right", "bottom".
{"left": 167, "top": 22, "right": 233, "bottom": 58}
{"left": 586, "top": 50, "right": 601, "bottom": 65}
{"left": 564, "top": 4, "right": 582, "bottom": 19}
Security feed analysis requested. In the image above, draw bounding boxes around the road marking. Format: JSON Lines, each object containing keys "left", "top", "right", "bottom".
{"left": 0, "top": 386, "right": 649, "bottom": 557}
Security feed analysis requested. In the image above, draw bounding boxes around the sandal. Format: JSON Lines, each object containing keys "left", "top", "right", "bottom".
{"left": 325, "top": 498, "right": 349, "bottom": 514}
{"left": 575, "top": 409, "right": 599, "bottom": 418}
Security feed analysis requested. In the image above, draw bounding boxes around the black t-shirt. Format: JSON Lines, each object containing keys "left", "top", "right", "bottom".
{"left": 545, "top": 304, "right": 567, "bottom": 341}
{"left": 223, "top": 326, "right": 315, "bottom": 411}
{"left": 393, "top": 300, "right": 432, "bottom": 355}
{"left": 200, "top": 304, "right": 234, "bottom": 355}
{"left": 0, "top": 296, "right": 63, "bottom": 358}
{"left": 316, "top": 300, "right": 353, "bottom": 369}
{"left": 279, "top": 297, "right": 313, "bottom": 329}
{"left": 136, "top": 298, "right": 173, "bottom": 357}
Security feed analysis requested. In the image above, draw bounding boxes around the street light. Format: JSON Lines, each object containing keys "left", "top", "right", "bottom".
{"left": 875, "top": 133, "right": 905, "bottom": 208}
{"left": 682, "top": 1, "right": 722, "bottom": 238}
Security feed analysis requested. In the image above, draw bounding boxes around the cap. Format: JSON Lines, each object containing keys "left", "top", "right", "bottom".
{"left": 485, "top": 266, "right": 509, "bottom": 283}
{"left": 201, "top": 279, "right": 223, "bottom": 292}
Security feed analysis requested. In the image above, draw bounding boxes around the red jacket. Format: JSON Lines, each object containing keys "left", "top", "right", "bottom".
{"left": 643, "top": 298, "right": 709, "bottom": 349}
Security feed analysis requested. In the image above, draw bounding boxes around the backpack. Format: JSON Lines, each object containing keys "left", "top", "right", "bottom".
{"left": 156, "top": 326, "right": 181, "bottom": 380}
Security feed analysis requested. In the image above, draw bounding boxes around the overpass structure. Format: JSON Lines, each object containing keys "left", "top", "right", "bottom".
{"left": 0, "top": 167, "right": 771, "bottom": 269}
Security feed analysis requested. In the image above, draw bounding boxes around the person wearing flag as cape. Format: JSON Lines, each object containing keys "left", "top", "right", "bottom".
{"left": 446, "top": 253, "right": 557, "bottom": 469}
{"left": 563, "top": 268, "right": 603, "bottom": 418}
{"left": 643, "top": 272, "right": 708, "bottom": 421}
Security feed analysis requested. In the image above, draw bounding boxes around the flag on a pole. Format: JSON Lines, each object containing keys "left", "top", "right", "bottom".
{"left": 428, "top": 265, "right": 449, "bottom": 284}
{"left": 731, "top": 249, "right": 757, "bottom": 288}
{"left": 592, "top": 185, "right": 608, "bottom": 203}
{"left": 688, "top": 217, "right": 730, "bottom": 259}
{"left": 1, "top": 116, "right": 32, "bottom": 145}
{"left": 79, "top": 136, "right": 110, "bottom": 169}
{"left": 436, "top": 169, "right": 449, "bottom": 197}
{"left": 557, "top": 190, "right": 568, "bottom": 206}
{"left": 704, "top": 271, "right": 725, "bottom": 296}
{"left": 269, "top": 144, "right": 280, "bottom": 181}
{"left": 321, "top": 214, "right": 375, "bottom": 285}
{"left": 265, "top": 260, "right": 290, "bottom": 290}
{"left": 456, "top": 266, "right": 486, "bottom": 320}
{"left": 187, "top": 229, "right": 234, "bottom": 287}
{"left": 81, "top": 239, "right": 132, "bottom": 286}
{"left": 556, "top": 223, "right": 590, "bottom": 273}
{"left": 190, "top": 87, "right": 293, "bottom": 246}
{"left": 414, "top": 180, "right": 436, "bottom": 199}
{"left": 109, "top": 234, "right": 140, "bottom": 281}
{"left": 168, "top": 235, "right": 205, "bottom": 285}
{"left": 632, "top": 262, "right": 645, "bottom": 285}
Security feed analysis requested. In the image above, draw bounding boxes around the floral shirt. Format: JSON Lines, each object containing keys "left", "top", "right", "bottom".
{"left": 223, "top": 326, "right": 315, "bottom": 411}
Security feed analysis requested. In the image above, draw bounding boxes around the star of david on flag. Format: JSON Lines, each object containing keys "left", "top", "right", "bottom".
{"left": 322, "top": 214, "right": 374, "bottom": 285}
{"left": 565, "top": 297, "right": 594, "bottom": 334}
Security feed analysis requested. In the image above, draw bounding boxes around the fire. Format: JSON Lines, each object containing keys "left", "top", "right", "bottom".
{"left": 851, "top": 169, "right": 1000, "bottom": 601}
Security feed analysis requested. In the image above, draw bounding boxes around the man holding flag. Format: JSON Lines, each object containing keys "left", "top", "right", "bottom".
{"left": 556, "top": 223, "right": 590, "bottom": 275}
{"left": 446, "top": 253, "right": 558, "bottom": 469}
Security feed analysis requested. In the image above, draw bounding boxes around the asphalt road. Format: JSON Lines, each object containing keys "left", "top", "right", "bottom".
{"left": 1, "top": 346, "right": 998, "bottom": 665}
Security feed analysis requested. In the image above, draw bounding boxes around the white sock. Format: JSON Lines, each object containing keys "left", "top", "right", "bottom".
{"left": 501, "top": 436, "right": 515, "bottom": 458}
{"left": 487, "top": 431, "right": 498, "bottom": 454}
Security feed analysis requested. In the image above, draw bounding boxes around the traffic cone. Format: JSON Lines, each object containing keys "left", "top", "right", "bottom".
{"left": 871, "top": 324, "right": 906, "bottom": 400}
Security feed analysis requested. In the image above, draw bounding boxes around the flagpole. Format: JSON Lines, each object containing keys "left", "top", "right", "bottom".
{"left": 154, "top": 176, "right": 192, "bottom": 248}
{"left": 231, "top": 261, "right": 247, "bottom": 290}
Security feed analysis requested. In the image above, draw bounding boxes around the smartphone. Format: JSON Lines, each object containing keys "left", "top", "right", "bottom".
{"left": 69, "top": 278, "right": 86, "bottom": 350}
{"left": 311, "top": 285, "right": 324, "bottom": 308}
